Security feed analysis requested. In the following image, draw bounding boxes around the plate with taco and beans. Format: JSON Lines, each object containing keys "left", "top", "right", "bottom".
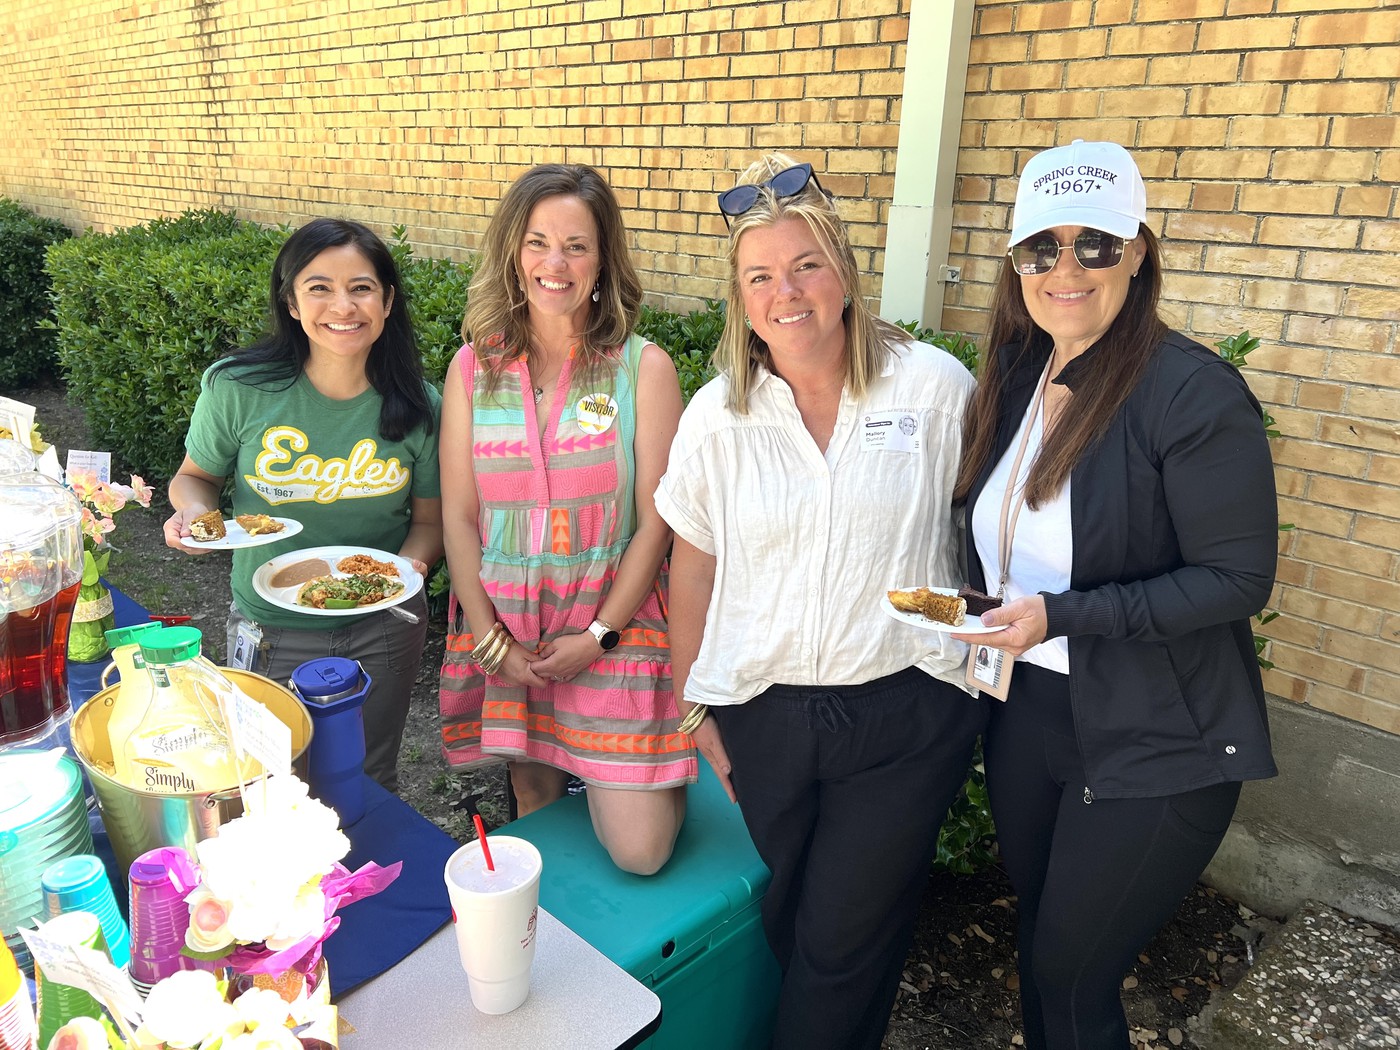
{"left": 252, "top": 545, "right": 422, "bottom": 617}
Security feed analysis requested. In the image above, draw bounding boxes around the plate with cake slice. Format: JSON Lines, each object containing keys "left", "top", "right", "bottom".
{"left": 183, "top": 511, "right": 304, "bottom": 550}
{"left": 882, "top": 585, "right": 1008, "bottom": 635}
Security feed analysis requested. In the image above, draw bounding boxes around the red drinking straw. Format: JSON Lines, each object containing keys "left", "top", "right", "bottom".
{"left": 475, "top": 816, "right": 495, "bottom": 871}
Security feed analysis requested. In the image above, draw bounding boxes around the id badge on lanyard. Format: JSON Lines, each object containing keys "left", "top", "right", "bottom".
{"left": 964, "top": 359, "right": 1055, "bottom": 702}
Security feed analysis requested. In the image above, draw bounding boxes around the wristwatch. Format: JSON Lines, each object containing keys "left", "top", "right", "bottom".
{"left": 587, "top": 618, "right": 621, "bottom": 651}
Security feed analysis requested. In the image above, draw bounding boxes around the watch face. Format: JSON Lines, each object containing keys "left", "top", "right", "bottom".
{"left": 599, "top": 629, "right": 621, "bottom": 651}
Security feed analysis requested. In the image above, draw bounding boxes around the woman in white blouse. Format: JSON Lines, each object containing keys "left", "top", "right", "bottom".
{"left": 655, "top": 154, "right": 986, "bottom": 1050}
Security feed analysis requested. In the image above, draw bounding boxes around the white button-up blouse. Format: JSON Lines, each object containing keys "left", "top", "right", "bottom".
{"left": 655, "top": 338, "right": 977, "bottom": 706}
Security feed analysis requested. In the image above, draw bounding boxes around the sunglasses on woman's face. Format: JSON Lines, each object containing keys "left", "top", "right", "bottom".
{"left": 716, "top": 163, "right": 826, "bottom": 226}
{"left": 1008, "top": 229, "right": 1128, "bottom": 276}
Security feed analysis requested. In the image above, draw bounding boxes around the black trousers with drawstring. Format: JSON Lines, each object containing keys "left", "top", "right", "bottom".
{"left": 714, "top": 668, "right": 986, "bottom": 1050}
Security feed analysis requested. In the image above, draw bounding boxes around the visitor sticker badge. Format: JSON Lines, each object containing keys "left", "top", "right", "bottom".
{"left": 576, "top": 392, "right": 619, "bottom": 435}
{"left": 862, "top": 412, "right": 922, "bottom": 453}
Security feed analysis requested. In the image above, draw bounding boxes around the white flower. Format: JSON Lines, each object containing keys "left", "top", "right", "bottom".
{"left": 185, "top": 885, "right": 235, "bottom": 954}
{"left": 44, "top": 1016, "right": 108, "bottom": 1050}
{"left": 221, "top": 1026, "right": 304, "bottom": 1050}
{"left": 140, "top": 969, "right": 233, "bottom": 1048}
{"left": 233, "top": 986, "right": 294, "bottom": 1030}
{"left": 191, "top": 775, "right": 348, "bottom": 948}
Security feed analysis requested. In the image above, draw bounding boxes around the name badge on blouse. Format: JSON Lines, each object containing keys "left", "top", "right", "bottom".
{"left": 861, "top": 412, "right": 922, "bottom": 453}
{"left": 576, "top": 393, "right": 619, "bottom": 435}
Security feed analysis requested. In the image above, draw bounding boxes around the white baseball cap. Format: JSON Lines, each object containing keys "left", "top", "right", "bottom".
{"left": 1008, "top": 140, "right": 1148, "bottom": 248}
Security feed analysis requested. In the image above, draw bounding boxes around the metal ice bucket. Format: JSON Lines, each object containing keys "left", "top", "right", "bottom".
{"left": 69, "top": 669, "right": 313, "bottom": 876}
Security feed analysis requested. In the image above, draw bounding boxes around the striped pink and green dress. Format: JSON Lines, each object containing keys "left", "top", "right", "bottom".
{"left": 439, "top": 335, "right": 696, "bottom": 789}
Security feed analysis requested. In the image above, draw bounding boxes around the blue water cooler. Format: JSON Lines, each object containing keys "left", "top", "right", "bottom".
{"left": 290, "top": 657, "right": 372, "bottom": 826}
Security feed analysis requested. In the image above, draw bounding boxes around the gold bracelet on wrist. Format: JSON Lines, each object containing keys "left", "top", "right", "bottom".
{"left": 480, "top": 634, "right": 513, "bottom": 675}
{"left": 678, "top": 704, "right": 709, "bottom": 736}
{"left": 470, "top": 622, "right": 505, "bottom": 663}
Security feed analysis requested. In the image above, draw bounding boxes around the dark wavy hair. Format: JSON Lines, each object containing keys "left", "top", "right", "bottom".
{"left": 211, "top": 217, "right": 434, "bottom": 440}
{"left": 954, "top": 225, "right": 1166, "bottom": 508}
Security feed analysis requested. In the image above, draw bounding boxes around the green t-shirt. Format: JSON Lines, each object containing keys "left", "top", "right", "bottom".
{"left": 185, "top": 364, "right": 442, "bottom": 629}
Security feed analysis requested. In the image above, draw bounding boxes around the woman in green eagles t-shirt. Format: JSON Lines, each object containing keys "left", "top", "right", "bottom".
{"left": 162, "top": 218, "right": 443, "bottom": 791}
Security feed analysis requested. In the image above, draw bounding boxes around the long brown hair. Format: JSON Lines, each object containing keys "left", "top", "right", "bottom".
{"left": 463, "top": 164, "right": 643, "bottom": 397}
{"left": 714, "top": 152, "right": 904, "bottom": 414}
{"left": 953, "top": 226, "right": 1168, "bottom": 508}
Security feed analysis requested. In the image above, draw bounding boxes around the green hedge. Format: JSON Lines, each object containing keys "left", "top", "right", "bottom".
{"left": 46, "top": 211, "right": 473, "bottom": 480}
{"left": 0, "top": 198, "right": 71, "bottom": 387}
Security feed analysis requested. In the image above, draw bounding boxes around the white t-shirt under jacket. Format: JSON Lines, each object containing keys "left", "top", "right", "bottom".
{"left": 655, "top": 338, "right": 977, "bottom": 707}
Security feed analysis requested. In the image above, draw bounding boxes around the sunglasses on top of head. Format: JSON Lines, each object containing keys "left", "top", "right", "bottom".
{"left": 716, "top": 163, "right": 827, "bottom": 227}
{"left": 1008, "top": 229, "right": 1129, "bottom": 276}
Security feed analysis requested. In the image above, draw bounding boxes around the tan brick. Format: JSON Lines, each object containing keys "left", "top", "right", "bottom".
{"left": 1296, "top": 382, "right": 1347, "bottom": 412}
{"left": 1287, "top": 81, "right": 1391, "bottom": 116}
{"left": 1188, "top": 305, "right": 1287, "bottom": 343}
{"left": 1138, "top": 117, "right": 1231, "bottom": 147}
{"left": 1342, "top": 44, "right": 1400, "bottom": 79}
{"left": 1259, "top": 216, "right": 1362, "bottom": 250}
{"left": 1188, "top": 83, "right": 1285, "bottom": 116}
{"left": 1293, "top": 530, "right": 1394, "bottom": 579}
{"left": 1062, "top": 56, "right": 1145, "bottom": 86}
{"left": 1271, "top": 150, "right": 1378, "bottom": 183}
{"left": 964, "top": 94, "right": 1028, "bottom": 121}
{"left": 1242, "top": 48, "right": 1343, "bottom": 82}
{"left": 1271, "top": 643, "right": 1369, "bottom": 692}
{"left": 1339, "top": 187, "right": 1395, "bottom": 218}
{"left": 1278, "top": 588, "right": 1384, "bottom": 635}
{"left": 1101, "top": 86, "right": 1187, "bottom": 117}
{"left": 1334, "top": 117, "right": 1400, "bottom": 149}
{"left": 1190, "top": 183, "right": 1238, "bottom": 212}
{"left": 968, "top": 33, "right": 1032, "bottom": 65}
{"left": 1164, "top": 211, "right": 1259, "bottom": 244}
{"left": 1204, "top": 244, "right": 1300, "bottom": 279}
{"left": 1360, "top": 220, "right": 1400, "bottom": 253}
{"left": 1296, "top": 10, "right": 1400, "bottom": 47}
{"left": 1147, "top": 52, "right": 1239, "bottom": 85}
{"left": 1012, "top": 1, "right": 1095, "bottom": 31}
{"left": 1354, "top": 515, "right": 1400, "bottom": 552}
{"left": 1228, "top": 116, "right": 1330, "bottom": 148}
{"left": 1300, "top": 251, "right": 1400, "bottom": 288}
{"left": 1343, "top": 286, "right": 1400, "bottom": 322}
{"left": 1243, "top": 184, "right": 1344, "bottom": 218}
{"left": 1107, "top": 22, "right": 1199, "bottom": 55}
{"left": 1031, "top": 29, "right": 1111, "bottom": 62}
{"left": 977, "top": 6, "right": 1014, "bottom": 34}
{"left": 1326, "top": 350, "right": 1400, "bottom": 389}
{"left": 1286, "top": 315, "right": 1391, "bottom": 355}
{"left": 989, "top": 63, "right": 1065, "bottom": 92}
{"left": 1367, "top": 453, "right": 1400, "bottom": 487}
{"left": 1307, "top": 473, "right": 1396, "bottom": 520}
{"left": 1350, "top": 389, "right": 1400, "bottom": 424}
{"left": 1177, "top": 150, "right": 1273, "bottom": 180}
{"left": 1277, "top": 497, "right": 1353, "bottom": 539}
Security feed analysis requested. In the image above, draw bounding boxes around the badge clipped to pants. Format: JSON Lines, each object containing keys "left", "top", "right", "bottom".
{"left": 230, "top": 620, "right": 264, "bottom": 672}
{"left": 965, "top": 640, "right": 1013, "bottom": 701}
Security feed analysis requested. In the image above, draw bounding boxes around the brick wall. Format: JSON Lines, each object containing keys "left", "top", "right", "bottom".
{"left": 1, "top": 0, "right": 1396, "bottom": 736}
{"left": 0, "top": 0, "right": 911, "bottom": 311}
{"left": 949, "top": 0, "right": 1400, "bottom": 736}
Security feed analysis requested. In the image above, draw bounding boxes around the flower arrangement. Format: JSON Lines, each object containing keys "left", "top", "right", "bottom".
{"left": 65, "top": 469, "right": 154, "bottom": 662}
{"left": 180, "top": 776, "right": 400, "bottom": 986}
{"left": 46, "top": 970, "right": 336, "bottom": 1049}
{"left": 45, "top": 777, "right": 396, "bottom": 1050}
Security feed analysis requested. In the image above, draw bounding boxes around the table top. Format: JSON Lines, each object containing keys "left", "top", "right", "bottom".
{"left": 338, "top": 910, "right": 662, "bottom": 1049}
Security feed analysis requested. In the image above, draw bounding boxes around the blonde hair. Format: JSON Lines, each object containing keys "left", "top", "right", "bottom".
{"left": 713, "top": 152, "right": 901, "bottom": 414}
{"left": 462, "top": 164, "right": 643, "bottom": 396}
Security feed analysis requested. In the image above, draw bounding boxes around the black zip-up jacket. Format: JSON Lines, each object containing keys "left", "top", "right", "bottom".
{"left": 964, "top": 330, "right": 1279, "bottom": 798}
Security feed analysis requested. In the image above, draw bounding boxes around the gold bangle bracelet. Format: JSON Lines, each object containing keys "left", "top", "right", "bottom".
{"left": 678, "top": 704, "right": 709, "bottom": 736}
{"left": 470, "top": 622, "right": 504, "bottom": 662}
{"left": 479, "top": 632, "right": 513, "bottom": 674}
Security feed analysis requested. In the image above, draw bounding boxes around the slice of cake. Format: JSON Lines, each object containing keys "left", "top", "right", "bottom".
{"left": 234, "top": 513, "right": 285, "bottom": 536}
{"left": 957, "top": 587, "right": 1003, "bottom": 618}
{"left": 189, "top": 510, "right": 226, "bottom": 541}
{"left": 888, "top": 587, "right": 966, "bottom": 627}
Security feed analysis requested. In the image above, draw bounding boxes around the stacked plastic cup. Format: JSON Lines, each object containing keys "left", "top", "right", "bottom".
{"left": 127, "top": 847, "right": 217, "bottom": 996}
{"left": 0, "top": 938, "right": 38, "bottom": 1050}
{"left": 40, "top": 855, "right": 129, "bottom": 971}
{"left": 34, "top": 911, "right": 107, "bottom": 1048}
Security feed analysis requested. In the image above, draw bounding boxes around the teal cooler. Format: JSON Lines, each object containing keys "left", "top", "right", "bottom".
{"left": 505, "top": 771, "right": 779, "bottom": 1049}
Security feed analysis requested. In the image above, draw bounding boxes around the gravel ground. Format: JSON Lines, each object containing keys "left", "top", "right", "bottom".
{"left": 22, "top": 376, "right": 1261, "bottom": 1049}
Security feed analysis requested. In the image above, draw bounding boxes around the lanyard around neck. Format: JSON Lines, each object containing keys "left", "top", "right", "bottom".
{"left": 994, "top": 357, "right": 1056, "bottom": 600}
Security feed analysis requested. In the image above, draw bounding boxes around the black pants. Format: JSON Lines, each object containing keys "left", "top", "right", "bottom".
{"left": 985, "top": 663, "right": 1241, "bottom": 1050}
{"left": 716, "top": 669, "right": 986, "bottom": 1050}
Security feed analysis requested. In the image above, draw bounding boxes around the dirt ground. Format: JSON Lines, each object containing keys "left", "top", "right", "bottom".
{"left": 21, "top": 377, "right": 1263, "bottom": 1049}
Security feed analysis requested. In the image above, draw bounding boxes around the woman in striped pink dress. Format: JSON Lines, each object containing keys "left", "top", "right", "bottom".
{"left": 438, "top": 164, "right": 695, "bottom": 874}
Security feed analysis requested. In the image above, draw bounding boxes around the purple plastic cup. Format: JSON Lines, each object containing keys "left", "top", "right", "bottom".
{"left": 127, "top": 847, "right": 220, "bottom": 992}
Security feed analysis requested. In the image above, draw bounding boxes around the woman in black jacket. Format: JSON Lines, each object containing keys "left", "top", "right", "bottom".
{"left": 952, "top": 140, "right": 1278, "bottom": 1050}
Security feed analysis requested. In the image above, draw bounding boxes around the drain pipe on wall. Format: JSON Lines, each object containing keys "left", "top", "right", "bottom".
{"left": 878, "top": 0, "right": 975, "bottom": 331}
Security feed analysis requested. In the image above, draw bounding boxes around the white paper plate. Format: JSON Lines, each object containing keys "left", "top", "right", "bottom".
{"left": 184, "top": 516, "right": 304, "bottom": 550}
{"left": 881, "top": 586, "right": 1008, "bottom": 635}
{"left": 252, "top": 545, "right": 423, "bottom": 617}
